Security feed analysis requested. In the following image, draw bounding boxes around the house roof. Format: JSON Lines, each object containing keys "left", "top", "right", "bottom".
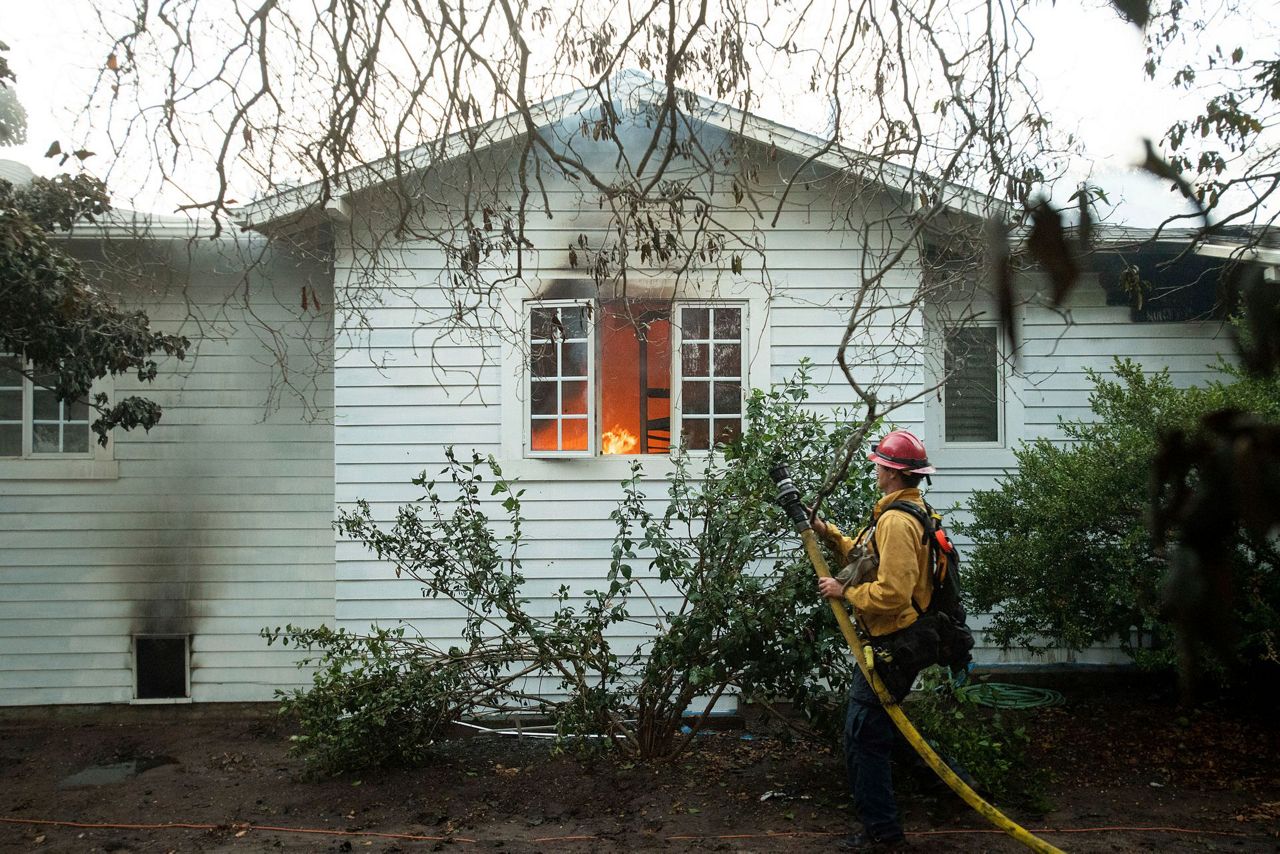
{"left": 235, "top": 70, "right": 1001, "bottom": 232}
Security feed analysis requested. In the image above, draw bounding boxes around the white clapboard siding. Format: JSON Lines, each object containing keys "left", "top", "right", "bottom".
{"left": 8, "top": 105, "right": 1242, "bottom": 708}
{"left": 0, "top": 234, "right": 335, "bottom": 706}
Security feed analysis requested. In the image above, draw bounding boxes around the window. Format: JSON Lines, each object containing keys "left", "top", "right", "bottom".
{"left": 526, "top": 300, "right": 745, "bottom": 457}
{"left": 0, "top": 354, "right": 93, "bottom": 458}
{"left": 942, "top": 326, "right": 1001, "bottom": 444}
{"left": 676, "top": 305, "right": 744, "bottom": 451}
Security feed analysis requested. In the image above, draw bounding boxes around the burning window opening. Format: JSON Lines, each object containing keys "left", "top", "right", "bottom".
{"left": 600, "top": 301, "right": 671, "bottom": 455}
{"left": 527, "top": 300, "right": 745, "bottom": 456}
{"left": 134, "top": 635, "right": 189, "bottom": 700}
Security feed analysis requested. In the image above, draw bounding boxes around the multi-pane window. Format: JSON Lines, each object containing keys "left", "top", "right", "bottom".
{"left": 525, "top": 300, "right": 745, "bottom": 457}
{"left": 942, "top": 326, "right": 1001, "bottom": 443}
{"left": 529, "top": 303, "right": 592, "bottom": 454}
{"left": 678, "top": 306, "right": 743, "bottom": 451}
{"left": 0, "top": 354, "right": 93, "bottom": 457}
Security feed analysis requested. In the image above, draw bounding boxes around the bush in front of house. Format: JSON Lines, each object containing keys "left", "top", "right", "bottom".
{"left": 604, "top": 361, "right": 880, "bottom": 755}
{"left": 273, "top": 363, "right": 878, "bottom": 771}
{"left": 958, "top": 357, "right": 1280, "bottom": 677}
{"left": 263, "top": 624, "right": 494, "bottom": 775}
{"left": 903, "top": 668, "right": 1043, "bottom": 809}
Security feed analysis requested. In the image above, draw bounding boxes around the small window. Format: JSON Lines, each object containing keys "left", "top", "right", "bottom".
{"left": 525, "top": 300, "right": 745, "bottom": 456}
{"left": 0, "top": 354, "right": 93, "bottom": 458}
{"left": 134, "top": 635, "right": 190, "bottom": 700}
{"left": 943, "top": 326, "right": 1001, "bottom": 443}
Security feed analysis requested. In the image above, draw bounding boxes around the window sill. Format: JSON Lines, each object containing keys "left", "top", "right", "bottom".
{"left": 502, "top": 454, "right": 714, "bottom": 481}
{"left": 129, "top": 697, "right": 193, "bottom": 705}
{"left": 0, "top": 458, "right": 120, "bottom": 480}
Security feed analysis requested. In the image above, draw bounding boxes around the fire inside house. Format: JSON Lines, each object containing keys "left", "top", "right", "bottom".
{"left": 529, "top": 301, "right": 742, "bottom": 455}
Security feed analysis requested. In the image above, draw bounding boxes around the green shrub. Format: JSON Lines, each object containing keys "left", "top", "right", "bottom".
{"left": 959, "top": 358, "right": 1280, "bottom": 671}
{"left": 270, "top": 363, "right": 879, "bottom": 770}
{"left": 263, "top": 624, "right": 487, "bottom": 775}
{"left": 905, "top": 669, "right": 1041, "bottom": 807}
{"left": 609, "top": 362, "right": 881, "bottom": 753}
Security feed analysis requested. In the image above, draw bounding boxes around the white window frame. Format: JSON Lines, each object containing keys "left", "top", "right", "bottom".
{"left": 502, "top": 288, "right": 764, "bottom": 473}
{"left": 939, "top": 322, "right": 1005, "bottom": 448}
{"left": 525, "top": 299, "right": 596, "bottom": 458}
{"left": 0, "top": 354, "right": 118, "bottom": 480}
{"left": 921, "top": 305, "right": 1024, "bottom": 470}
{"left": 671, "top": 303, "right": 748, "bottom": 454}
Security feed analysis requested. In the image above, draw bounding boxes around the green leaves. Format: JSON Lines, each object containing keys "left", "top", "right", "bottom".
{"left": 0, "top": 174, "right": 188, "bottom": 443}
{"left": 960, "top": 357, "right": 1280, "bottom": 677}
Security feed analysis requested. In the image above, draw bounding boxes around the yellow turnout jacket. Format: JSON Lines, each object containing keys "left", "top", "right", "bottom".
{"left": 820, "top": 488, "right": 933, "bottom": 638}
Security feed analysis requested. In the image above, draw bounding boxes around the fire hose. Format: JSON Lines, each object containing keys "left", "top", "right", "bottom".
{"left": 769, "top": 462, "right": 1065, "bottom": 854}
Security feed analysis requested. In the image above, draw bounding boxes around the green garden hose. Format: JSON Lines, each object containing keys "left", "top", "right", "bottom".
{"left": 957, "top": 682, "right": 1064, "bottom": 710}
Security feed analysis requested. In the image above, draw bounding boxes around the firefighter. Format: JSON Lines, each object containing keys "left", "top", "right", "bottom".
{"left": 813, "top": 429, "right": 937, "bottom": 851}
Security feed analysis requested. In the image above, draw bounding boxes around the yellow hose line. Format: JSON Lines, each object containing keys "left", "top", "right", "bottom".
{"left": 801, "top": 530, "right": 1065, "bottom": 854}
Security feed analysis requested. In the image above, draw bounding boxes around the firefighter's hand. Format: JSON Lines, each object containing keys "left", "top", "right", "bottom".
{"left": 808, "top": 510, "right": 829, "bottom": 538}
{"left": 818, "top": 576, "right": 845, "bottom": 599}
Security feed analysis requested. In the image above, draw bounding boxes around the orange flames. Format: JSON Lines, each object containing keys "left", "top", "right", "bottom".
{"left": 601, "top": 425, "right": 639, "bottom": 455}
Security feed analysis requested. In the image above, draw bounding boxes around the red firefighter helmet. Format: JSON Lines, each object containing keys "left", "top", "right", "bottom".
{"left": 867, "top": 429, "right": 937, "bottom": 475}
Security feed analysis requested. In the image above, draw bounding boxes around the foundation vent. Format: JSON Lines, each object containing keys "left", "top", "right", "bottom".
{"left": 133, "top": 635, "right": 190, "bottom": 700}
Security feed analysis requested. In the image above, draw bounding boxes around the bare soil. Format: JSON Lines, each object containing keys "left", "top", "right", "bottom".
{"left": 2, "top": 684, "right": 1278, "bottom": 853}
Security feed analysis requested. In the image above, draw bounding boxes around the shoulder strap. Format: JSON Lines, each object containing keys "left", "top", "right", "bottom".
{"left": 882, "top": 500, "right": 933, "bottom": 545}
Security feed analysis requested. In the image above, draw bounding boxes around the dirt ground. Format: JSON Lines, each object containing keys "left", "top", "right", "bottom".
{"left": 2, "top": 683, "right": 1278, "bottom": 853}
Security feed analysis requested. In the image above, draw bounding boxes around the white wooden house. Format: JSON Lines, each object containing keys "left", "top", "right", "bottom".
{"left": 0, "top": 77, "right": 1265, "bottom": 706}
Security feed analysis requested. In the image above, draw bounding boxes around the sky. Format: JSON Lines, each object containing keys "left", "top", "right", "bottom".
{"left": 0, "top": 0, "right": 1264, "bottom": 227}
